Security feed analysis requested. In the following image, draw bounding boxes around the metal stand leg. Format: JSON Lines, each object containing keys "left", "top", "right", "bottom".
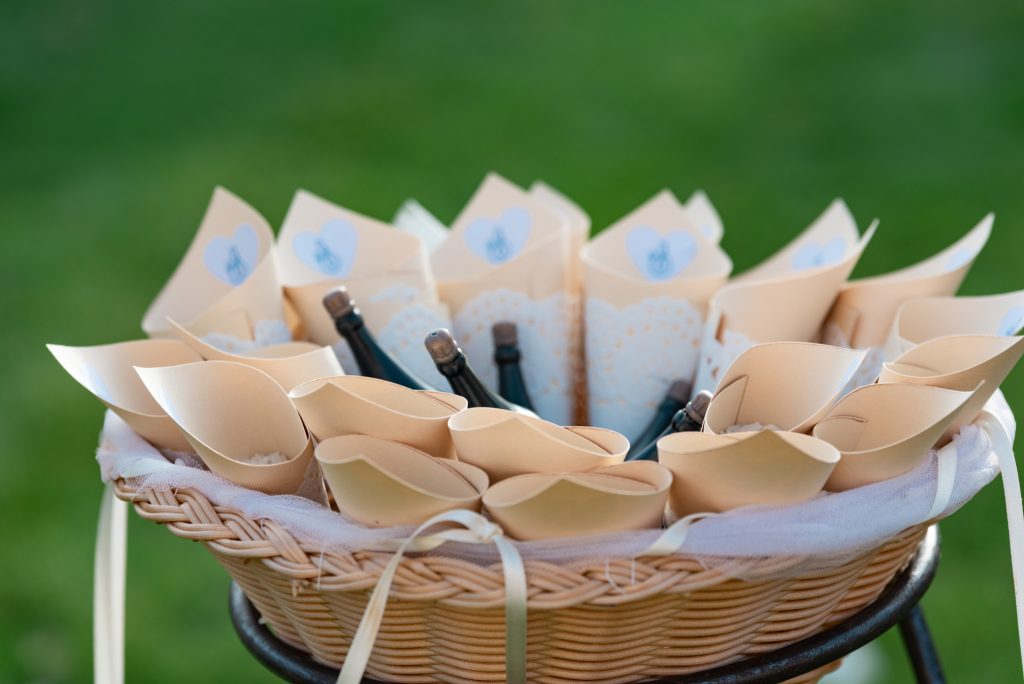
{"left": 898, "top": 606, "right": 946, "bottom": 684}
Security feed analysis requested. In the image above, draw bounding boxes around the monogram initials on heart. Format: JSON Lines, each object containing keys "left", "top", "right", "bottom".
{"left": 999, "top": 306, "right": 1024, "bottom": 337}
{"left": 464, "top": 207, "right": 532, "bottom": 265}
{"left": 791, "top": 237, "right": 846, "bottom": 271}
{"left": 293, "top": 219, "right": 358, "bottom": 277}
{"left": 204, "top": 224, "right": 260, "bottom": 286}
{"left": 626, "top": 227, "right": 697, "bottom": 281}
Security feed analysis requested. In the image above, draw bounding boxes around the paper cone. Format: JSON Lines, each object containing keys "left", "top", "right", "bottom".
{"left": 166, "top": 318, "right": 342, "bottom": 391}
{"left": 142, "top": 187, "right": 284, "bottom": 337}
{"left": 886, "top": 289, "right": 1024, "bottom": 358}
{"left": 482, "top": 461, "right": 671, "bottom": 540}
{"left": 135, "top": 361, "right": 313, "bottom": 494}
{"left": 878, "top": 334, "right": 1024, "bottom": 432}
{"left": 448, "top": 407, "right": 628, "bottom": 482}
{"left": 393, "top": 199, "right": 449, "bottom": 254}
{"left": 684, "top": 190, "right": 724, "bottom": 244}
{"left": 432, "top": 173, "right": 576, "bottom": 424}
{"left": 316, "top": 434, "right": 488, "bottom": 527}
{"left": 824, "top": 213, "right": 992, "bottom": 350}
{"left": 277, "top": 189, "right": 450, "bottom": 384}
{"left": 581, "top": 190, "right": 732, "bottom": 438}
{"left": 703, "top": 342, "right": 869, "bottom": 435}
{"left": 289, "top": 375, "right": 466, "bottom": 458}
{"left": 694, "top": 201, "right": 876, "bottom": 394}
{"left": 658, "top": 430, "right": 839, "bottom": 517}
{"left": 48, "top": 340, "right": 202, "bottom": 451}
{"left": 814, "top": 383, "right": 975, "bottom": 490}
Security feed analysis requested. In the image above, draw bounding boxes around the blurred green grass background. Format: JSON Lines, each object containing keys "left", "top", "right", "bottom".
{"left": 2, "top": 0, "right": 1023, "bottom": 681}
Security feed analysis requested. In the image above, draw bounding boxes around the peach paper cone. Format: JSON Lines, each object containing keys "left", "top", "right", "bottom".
{"left": 142, "top": 187, "right": 285, "bottom": 338}
{"left": 878, "top": 334, "right": 1024, "bottom": 433}
{"left": 316, "top": 435, "right": 488, "bottom": 527}
{"left": 581, "top": 190, "right": 732, "bottom": 439}
{"left": 482, "top": 461, "right": 672, "bottom": 541}
{"left": 824, "top": 214, "right": 992, "bottom": 351}
{"left": 431, "top": 173, "right": 576, "bottom": 425}
{"left": 136, "top": 361, "right": 313, "bottom": 494}
{"left": 814, "top": 383, "right": 975, "bottom": 491}
{"left": 694, "top": 200, "right": 876, "bottom": 394}
{"left": 289, "top": 375, "right": 466, "bottom": 458}
{"left": 886, "top": 290, "right": 1024, "bottom": 359}
{"left": 702, "top": 342, "right": 868, "bottom": 435}
{"left": 48, "top": 339, "right": 202, "bottom": 451}
{"left": 448, "top": 407, "right": 628, "bottom": 482}
{"left": 166, "top": 318, "right": 342, "bottom": 391}
{"left": 657, "top": 430, "right": 839, "bottom": 517}
{"left": 684, "top": 190, "right": 724, "bottom": 244}
{"left": 277, "top": 189, "right": 450, "bottom": 384}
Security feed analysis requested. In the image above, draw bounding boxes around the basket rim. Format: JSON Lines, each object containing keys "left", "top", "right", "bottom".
{"left": 113, "top": 477, "right": 928, "bottom": 610}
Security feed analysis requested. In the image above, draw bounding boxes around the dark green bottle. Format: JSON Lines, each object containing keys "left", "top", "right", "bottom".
{"left": 425, "top": 328, "right": 537, "bottom": 417}
{"left": 322, "top": 287, "right": 435, "bottom": 391}
{"left": 625, "top": 380, "right": 692, "bottom": 459}
{"left": 492, "top": 321, "right": 535, "bottom": 412}
{"left": 626, "top": 390, "right": 712, "bottom": 462}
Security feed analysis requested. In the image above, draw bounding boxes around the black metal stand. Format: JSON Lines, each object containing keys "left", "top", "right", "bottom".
{"left": 230, "top": 526, "right": 944, "bottom": 684}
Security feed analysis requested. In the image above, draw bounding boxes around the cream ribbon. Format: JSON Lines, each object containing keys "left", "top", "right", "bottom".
{"left": 976, "top": 411, "right": 1024, "bottom": 676}
{"left": 94, "top": 483, "right": 126, "bottom": 684}
{"left": 338, "top": 508, "right": 527, "bottom": 684}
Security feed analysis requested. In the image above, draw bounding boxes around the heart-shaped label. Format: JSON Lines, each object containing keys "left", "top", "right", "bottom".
{"left": 464, "top": 207, "right": 532, "bottom": 265}
{"left": 999, "top": 306, "right": 1024, "bottom": 337}
{"left": 791, "top": 237, "right": 845, "bottom": 271}
{"left": 626, "top": 227, "right": 697, "bottom": 281}
{"left": 293, "top": 219, "right": 358, "bottom": 277}
{"left": 204, "top": 224, "right": 260, "bottom": 286}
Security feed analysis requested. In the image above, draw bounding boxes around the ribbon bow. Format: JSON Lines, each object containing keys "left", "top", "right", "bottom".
{"left": 339, "top": 508, "right": 527, "bottom": 684}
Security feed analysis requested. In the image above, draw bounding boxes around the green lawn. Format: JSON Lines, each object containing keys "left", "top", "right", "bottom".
{"left": 2, "top": 1, "right": 1023, "bottom": 681}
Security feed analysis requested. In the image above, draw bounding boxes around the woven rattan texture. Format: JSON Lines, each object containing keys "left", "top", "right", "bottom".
{"left": 115, "top": 479, "right": 925, "bottom": 683}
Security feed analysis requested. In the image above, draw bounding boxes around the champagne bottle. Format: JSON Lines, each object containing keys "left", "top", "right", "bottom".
{"left": 322, "top": 287, "right": 435, "bottom": 391}
{"left": 626, "top": 390, "right": 712, "bottom": 462}
{"left": 624, "top": 380, "right": 692, "bottom": 459}
{"left": 425, "top": 328, "right": 538, "bottom": 417}
{"left": 492, "top": 321, "right": 535, "bottom": 412}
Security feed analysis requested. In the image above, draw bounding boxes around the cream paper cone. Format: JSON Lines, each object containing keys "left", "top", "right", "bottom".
{"left": 703, "top": 342, "right": 869, "bottom": 435}
{"left": 878, "top": 334, "right": 1024, "bottom": 433}
{"left": 166, "top": 318, "right": 342, "bottom": 391}
{"left": 277, "top": 189, "right": 450, "bottom": 384}
{"left": 694, "top": 201, "right": 876, "bottom": 394}
{"left": 482, "top": 461, "right": 671, "bottom": 540}
{"left": 142, "top": 187, "right": 285, "bottom": 337}
{"left": 48, "top": 340, "right": 202, "bottom": 451}
{"left": 393, "top": 199, "right": 449, "bottom": 254}
{"left": 448, "top": 407, "right": 628, "bottom": 482}
{"left": 432, "top": 173, "right": 576, "bottom": 424}
{"left": 886, "top": 289, "right": 1024, "bottom": 359}
{"left": 684, "top": 190, "right": 724, "bottom": 244}
{"left": 316, "top": 435, "right": 488, "bottom": 527}
{"left": 657, "top": 430, "right": 839, "bottom": 517}
{"left": 135, "top": 361, "right": 313, "bottom": 494}
{"left": 581, "top": 190, "right": 732, "bottom": 439}
{"left": 813, "top": 383, "right": 975, "bottom": 491}
{"left": 824, "top": 213, "right": 992, "bottom": 350}
{"left": 289, "top": 375, "right": 467, "bottom": 458}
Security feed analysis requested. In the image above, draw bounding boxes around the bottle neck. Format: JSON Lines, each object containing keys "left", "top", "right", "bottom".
{"left": 494, "top": 344, "right": 534, "bottom": 411}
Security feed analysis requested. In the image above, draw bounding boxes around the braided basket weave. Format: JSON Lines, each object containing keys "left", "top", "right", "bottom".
{"left": 113, "top": 477, "right": 928, "bottom": 683}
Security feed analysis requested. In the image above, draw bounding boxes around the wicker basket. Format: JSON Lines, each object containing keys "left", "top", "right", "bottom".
{"left": 114, "top": 477, "right": 929, "bottom": 684}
